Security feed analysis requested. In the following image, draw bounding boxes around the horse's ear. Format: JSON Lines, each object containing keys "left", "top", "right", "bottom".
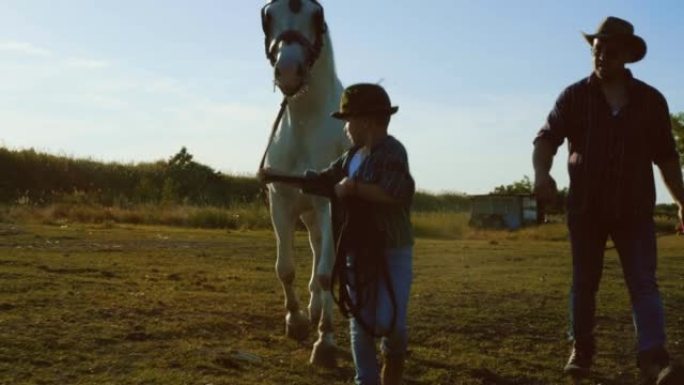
{"left": 261, "top": 3, "right": 275, "bottom": 63}
{"left": 313, "top": 3, "right": 327, "bottom": 34}
{"left": 261, "top": 3, "right": 271, "bottom": 35}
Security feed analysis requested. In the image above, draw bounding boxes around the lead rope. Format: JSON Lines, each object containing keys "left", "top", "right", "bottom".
{"left": 258, "top": 97, "right": 288, "bottom": 205}
{"left": 330, "top": 202, "right": 398, "bottom": 338}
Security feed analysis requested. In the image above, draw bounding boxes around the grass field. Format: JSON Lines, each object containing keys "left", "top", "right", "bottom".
{"left": 0, "top": 221, "right": 682, "bottom": 385}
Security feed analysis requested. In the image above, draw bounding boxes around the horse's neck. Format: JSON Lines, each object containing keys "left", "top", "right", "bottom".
{"left": 286, "top": 33, "right": 342, "bottom": 122}
{"left": 269, "top": 33, "right": 348, "bottom": 171}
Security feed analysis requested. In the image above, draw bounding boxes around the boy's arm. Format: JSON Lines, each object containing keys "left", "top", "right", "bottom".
{"left": 257, "top": 168, "right": 305, "bottom": 185}
{"left": 259, "top": 154, "right": 347, "bottom": 198}
{"left": 335, "top": 178, "right": 401, "bottom": 204}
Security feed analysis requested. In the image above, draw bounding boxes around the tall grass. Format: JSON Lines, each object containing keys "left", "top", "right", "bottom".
{"left": 0, "top": 202, "right": 614, "bottom": 244}
{"left": 0, "top": 146, "right": 261, "bottom": 206}
{"left": 412, "top": 211, "right": 469, "bottom": 239}
{"left": 2, "top": 202, "right": 271, "bottom": 230}
{"left": 4, "top": 202, "right": 679, "bottom": 243}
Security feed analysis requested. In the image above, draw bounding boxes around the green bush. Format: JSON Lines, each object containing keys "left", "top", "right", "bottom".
{"left": 0, "top": 147, "right": 261, "bottom": 207}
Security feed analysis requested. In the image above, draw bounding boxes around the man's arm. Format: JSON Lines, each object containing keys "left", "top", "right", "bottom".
{"left": 650, "top": 91, "right": 683, "bottom": 230}
{"left": 532, "top": 86, "right": 574, "bottom": 204}
{"left": 657, "top": 158, "right": 684, "bottom": 229}
{"left": 533, "top": 139, "right": 558, "bottom": 203}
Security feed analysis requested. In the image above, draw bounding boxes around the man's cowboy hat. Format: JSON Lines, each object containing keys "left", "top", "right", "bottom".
{"left": 331, "top": 83, "right": 399, "bottom": 120}
{"left": 582, "top": 16, "right": 647, "bottom": 63}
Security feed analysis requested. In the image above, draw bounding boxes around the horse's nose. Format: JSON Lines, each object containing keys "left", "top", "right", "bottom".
{"left": 275, "top": 60, "right": 304, "bottom": 82}
{"left": 274, "top": 44, "right": 307, "bottom": 94}
{"left": 274, "top": 56, "right": 305, "bottom": 95}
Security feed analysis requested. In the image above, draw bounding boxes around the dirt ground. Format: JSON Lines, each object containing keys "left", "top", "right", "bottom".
{"left": 0, "top": 223, "right": 683, "bottom": 384}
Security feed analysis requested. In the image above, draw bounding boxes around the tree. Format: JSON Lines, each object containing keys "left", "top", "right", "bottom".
{"left": 166, "top": 147, "right": 218, "bottom": 204}
{"left": 492, "top": 175, "right": 533, "bottom": 195}
{"left": 491, "top": 175, "right": 569, "bottom": 215}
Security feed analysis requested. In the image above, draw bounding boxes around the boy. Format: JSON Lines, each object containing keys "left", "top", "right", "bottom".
{"left": 261, "top": 83, "right": 414, "bottom": 385}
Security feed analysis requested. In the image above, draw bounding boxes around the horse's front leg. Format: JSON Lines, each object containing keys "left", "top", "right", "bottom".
{"left": 270, "top": 191, "right": 310, "bottom": 341}
{"left": 303, "top": 200, "right": 338, "bottom": 368}
{"left": 300, "top": 210, "right": 323, "bottom": 328}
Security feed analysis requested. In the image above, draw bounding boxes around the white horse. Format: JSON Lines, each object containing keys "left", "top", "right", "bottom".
{"left": 259, "top": 0, "right": 349, "bottom": 367}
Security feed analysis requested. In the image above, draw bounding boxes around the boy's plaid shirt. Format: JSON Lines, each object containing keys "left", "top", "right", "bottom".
{"left": 310, "top": 135, "right": 415, "bottom": 248}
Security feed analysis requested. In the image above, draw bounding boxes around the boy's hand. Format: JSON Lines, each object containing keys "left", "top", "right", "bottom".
{"left": 258, "top": 167, "right": 276, "bottom": 184}
{"left": 335, "top": 177, "right": 356, "bottom": 198}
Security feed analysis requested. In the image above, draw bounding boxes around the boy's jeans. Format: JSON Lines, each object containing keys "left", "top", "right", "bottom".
{"left": 567, "top": 215, "right": 666, "bottom": 353}
{"left": 347, "top": 247, "right": 412, "bottom": 385}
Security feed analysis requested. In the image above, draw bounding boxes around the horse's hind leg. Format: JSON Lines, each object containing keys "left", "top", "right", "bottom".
{"left": 303, "top": 202, "right": 338, "bottom": 368}
{"left": 271, "top": 194, "right": 310, "bottom": 341}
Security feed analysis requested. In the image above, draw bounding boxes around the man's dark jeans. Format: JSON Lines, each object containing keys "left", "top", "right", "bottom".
{"left": 568, "top": 214, "right": 667, "bottom": 354}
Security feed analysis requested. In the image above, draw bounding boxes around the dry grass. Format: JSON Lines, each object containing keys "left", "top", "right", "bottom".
{"left": 3, "top": 203, "right": 272, "bottom": 231}
{"left": 0, "top": 221, "right": 682, "bottom": 384}
{"left": 412, "top": 212, "right": 469, "bottom": 240}
{"left": 4, "top": 205, "right": 577, "bottom": 243}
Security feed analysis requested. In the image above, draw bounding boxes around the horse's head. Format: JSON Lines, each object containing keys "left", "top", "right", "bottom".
{"left": 261, "top": 0, "right": 328, "bottom": 96}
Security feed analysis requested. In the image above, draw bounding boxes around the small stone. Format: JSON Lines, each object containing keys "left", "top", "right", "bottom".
{"left": 230, "top": 350, "right": 262, "bottom": 364}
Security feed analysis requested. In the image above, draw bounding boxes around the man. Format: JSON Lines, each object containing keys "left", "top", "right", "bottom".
{"left": 261, "top": 83, "right": 414, "bottom": 385}
{"left": 533, "top": 16, "right": 684, "bottom": 384}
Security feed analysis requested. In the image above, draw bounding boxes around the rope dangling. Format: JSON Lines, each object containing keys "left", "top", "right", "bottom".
{"left": 257, "top": 97, "right": 288, "bottom": 206}
{"left": 330, "top": 197, "right": 398, "bottom": 338}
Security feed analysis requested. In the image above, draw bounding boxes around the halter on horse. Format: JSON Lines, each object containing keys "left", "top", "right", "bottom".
{"left": 258, "top": 0, "right": 349, "bottom": 368}
{"left": 261, "top": 0, "right": 327, "bottom": 67}
{"left": 261, "top": 0, "right": 328, "bottom": 96}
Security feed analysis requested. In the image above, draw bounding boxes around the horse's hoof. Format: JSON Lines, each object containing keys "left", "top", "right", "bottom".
{"left": 310, "top": 339, "right": 337, "bottom": 368}
{"left": 285, "top": 311, "right": 310, "bottom": 341}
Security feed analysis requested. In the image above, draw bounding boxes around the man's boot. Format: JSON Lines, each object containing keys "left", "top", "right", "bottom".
{"left": 638, "top": 347, "right": 680, "bottom": 385}
{"left": 381, "top": 354, "right": 405, "bottom": 385}
{"left": 564, "top": 342, "right": 594, "bottom": 379}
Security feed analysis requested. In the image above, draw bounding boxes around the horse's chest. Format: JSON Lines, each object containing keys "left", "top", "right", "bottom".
{"left": 268, "top": 122, "right": 343, "bottom": 171}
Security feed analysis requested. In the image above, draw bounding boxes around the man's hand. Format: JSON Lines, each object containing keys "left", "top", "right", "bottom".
{"left": 534, "top": 173, "right": 558, "bottom": 204}
{"left": 334, "top": 177, "right": 356, "bottom": 198}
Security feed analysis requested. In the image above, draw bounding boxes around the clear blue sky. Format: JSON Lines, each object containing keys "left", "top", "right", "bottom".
{"left": 2, "top": 1, "right": 683, "bottom": 202}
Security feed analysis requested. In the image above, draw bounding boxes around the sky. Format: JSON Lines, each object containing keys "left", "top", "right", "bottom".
{"left": 1, "top": 1, "right": 684, "bottom": 202}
